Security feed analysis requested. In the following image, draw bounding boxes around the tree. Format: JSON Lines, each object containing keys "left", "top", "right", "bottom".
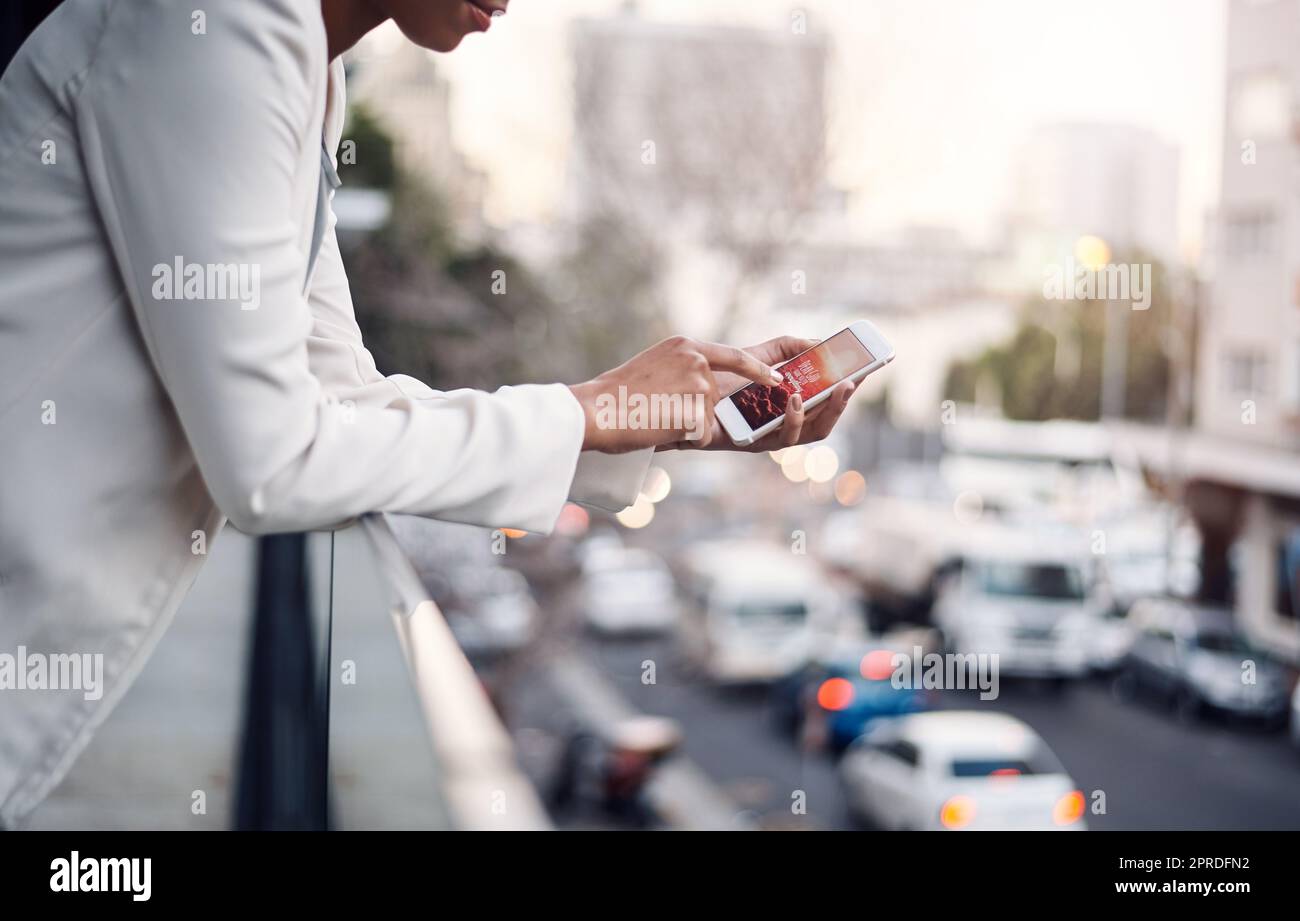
{"left": 943, "top": 250, "right": 1175, "bottom": 422}
{"left": 568, "top": 19, "right": 832, "bottom": 340}
{"left": 337, "top": 105, "right": 577, "bottom": 390}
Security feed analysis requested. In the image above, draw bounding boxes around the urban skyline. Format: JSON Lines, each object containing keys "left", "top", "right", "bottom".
{"left": 359, "top": 0, "right": 1225, "bottom": 263}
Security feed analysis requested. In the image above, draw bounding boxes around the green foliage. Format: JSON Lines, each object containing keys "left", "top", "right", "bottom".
{"left": 337, "top": 106, "right": 397, "bottom": 191}
{"left": 943, "top": 251, "right": 1174, "bottom": 422}
{"left": 549, "top": 212, "right": 672, "bottom": 381}
{"left": 336, "top": 105, "right": 659, "bottom": 392}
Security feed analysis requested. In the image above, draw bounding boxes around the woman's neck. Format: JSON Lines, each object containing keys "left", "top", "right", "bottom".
{"left": 321, "top": 0, "right": 389, "bottom": 60}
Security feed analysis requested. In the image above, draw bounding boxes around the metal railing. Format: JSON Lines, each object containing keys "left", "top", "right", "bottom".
{"left": 356, "top": 516, "right": 549, "bottom": 830}
{"left": 23, "top": 515, "right": 547, "bottom": 830}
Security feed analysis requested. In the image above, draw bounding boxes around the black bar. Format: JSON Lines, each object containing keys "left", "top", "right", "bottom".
{"left": 233, "top": 533, "right": 330, "bottom": 831}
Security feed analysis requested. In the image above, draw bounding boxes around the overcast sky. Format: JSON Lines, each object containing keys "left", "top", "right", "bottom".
{"left": 376, "top": 0, "right": 1226, "bottom": 262}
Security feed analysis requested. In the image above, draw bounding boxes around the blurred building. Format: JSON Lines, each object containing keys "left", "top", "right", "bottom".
{"left": 766, "top": 226, "right": 996, "bottom": 317}
{"left": 1126, "top": 0, "right": 1300, "bottom": 663}
{"left": 1005, "top": 122, "right": 1181, "bottom": 277}
{"left": 344, "top": 39, "right": 487, "bottom": 237}
{"left": 566, "top": 5, "right": 831, "bottom": 225}
{"left": 751, "top": 225, "right": 1014, "bottom": 429}
{"left": 1196, "top": 0, "right": 1300, "bottom": 445}
{"left": 550, "top": 3, "right": 841, "bottom": 338}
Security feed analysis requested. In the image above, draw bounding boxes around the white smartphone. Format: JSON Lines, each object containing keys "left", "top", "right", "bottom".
{"left": 716, "top": 319, "right": 895, "bottom": 446}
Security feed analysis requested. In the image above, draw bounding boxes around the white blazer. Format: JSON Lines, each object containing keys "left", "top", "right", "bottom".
{"left": 0, "top": 0, "right": 651, "bottom": 826}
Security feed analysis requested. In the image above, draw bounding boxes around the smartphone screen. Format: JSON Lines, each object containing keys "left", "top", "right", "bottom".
{"left": 728, "top": 329, "right": 876, "bottom": 430}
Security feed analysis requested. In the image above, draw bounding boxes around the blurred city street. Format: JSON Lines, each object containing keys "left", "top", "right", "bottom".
{"left": 489, "top": 525, "right": 1300, "bottom": 831}
{"left": 520, "top": 636, "right": 1300, "bottom": 830}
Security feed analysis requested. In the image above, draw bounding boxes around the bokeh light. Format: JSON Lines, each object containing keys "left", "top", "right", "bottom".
{"left": 1074, "top": 234, "right": 1111, "bottom": 271}
{"left": 615, "top": 494, "right": 655, "bottom": 529}
{"left": 554, "top": 503, "right": 590, "bottom": 538}
{"left": 817, "top": 677, "right": 854, "bottom": 711}
{"left": 1053, "top": 790, "right": 1086, "bottom": 826}
{"left": 780, "top": 446, "right": 809, "bottom": 483}
{"left": 953, "top": 490, "right": 984, "bottom": 525}
{"left": 804, "top": 444, "right": 839, "bottom": 483}
{"left": 940, "top": 795, "right": 977, "bottom": 830}
{"left": 834, "top": 470, "right": 867, "bottom": 506}
{"left": 860, "top": 649, "right": 896, "bottom": 681}
{"left": 641, "top": 465, "right": 672, "bottom": 503}
{"left": 806, "top": 479, "right": 833, "bottom": 503}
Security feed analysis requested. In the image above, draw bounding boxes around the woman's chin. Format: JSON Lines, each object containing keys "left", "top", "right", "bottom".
{"left": 397, "top": 24, "right": 467, "bottom": 53}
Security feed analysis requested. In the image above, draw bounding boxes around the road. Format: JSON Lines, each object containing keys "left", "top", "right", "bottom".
{"left": 500, "top": 612, "right": 1300, "bottom": 830}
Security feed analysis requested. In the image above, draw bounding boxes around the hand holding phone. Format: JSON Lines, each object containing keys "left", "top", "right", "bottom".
{"left": 715, "top": 319, "right": 895, "bottom": 446}
{"left": 568, "top": 335, "right": 784, "bottom": 453}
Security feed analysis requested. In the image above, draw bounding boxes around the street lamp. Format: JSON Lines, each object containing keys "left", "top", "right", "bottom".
{"left": 1078, "top": 235, "right": 1128, "bottom": 420}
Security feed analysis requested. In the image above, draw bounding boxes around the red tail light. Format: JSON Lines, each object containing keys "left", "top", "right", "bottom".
{"left": 939, "top": 794, "right": 977, "bottom": 829}
{"left": 816, "top": 677, "right": 854, "bottom": 711}
{"left": 860, "top": 650, "right": 896, "bottom": 681}
{"left": 1053, "top": 790, "right": 1085, "bottom": 826}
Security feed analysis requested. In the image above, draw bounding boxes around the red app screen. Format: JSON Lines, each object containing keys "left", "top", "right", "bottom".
{"left": 729, "top": 329, "right": 874, "bottom": 431}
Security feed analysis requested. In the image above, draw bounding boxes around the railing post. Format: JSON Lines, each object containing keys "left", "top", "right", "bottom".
{"left": 234, "top": 533, "right": 331, "bottom": 830}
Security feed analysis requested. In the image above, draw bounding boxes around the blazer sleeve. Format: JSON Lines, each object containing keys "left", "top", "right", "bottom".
{"left": 73, "top": 0, "right": 586, "bottom": 535}
{"left": 307, "top": 212, "right": 653, "bottom": 515}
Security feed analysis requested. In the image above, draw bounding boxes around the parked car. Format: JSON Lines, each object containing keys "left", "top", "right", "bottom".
{"left": 1117, "top": 598, "right": 1291, "bottom": 725}
{"left": 581, "top": 547, "right": 678, "bottom": 636}
{"left": 771, "top": 642, "right": 930, "bottom": 753}
{"left": 840, "top": 711, "right": 1086, "bottom": 831}
{"left": 1097, "top": 505, "right": 1201, "bottom": 612}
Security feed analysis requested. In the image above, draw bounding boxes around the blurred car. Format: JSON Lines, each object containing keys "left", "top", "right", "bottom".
{"left": 678, "top": 540, "right": 840, "bottom": 684}
{"left": 1098, "top": 507, "right": 1202, "bottom": 613}
{"left": 1117, "top": 598, "right": 1291, "bottom": 725}
{"left": 1086, "top": 606, "right": 1138, "bottom": 673}
{"left": 581, "top": 547, "right": 678, "bottom": 636}
{"left": 843, "top": 420, "right": 1132, "bottom": 620}
{"left": 577, "top": 530, "right": 626, "bottom": 573}
{"left": 770, "top": 642, "right": 930, "bottom": 752}
{"left": 931, "top": 529, "right": 1099, "bottom": 681}
{"left": 443, "top": 567, "right": 538, "bottom": 657}
{"left": 839, "top": 712, "right": 1087, "bottom": 831}
{"left": 1291, "top": 681, "right": 1300, "bottom": 749}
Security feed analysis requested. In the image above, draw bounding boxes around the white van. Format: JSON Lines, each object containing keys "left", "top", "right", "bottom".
{"left": 931, "top": 529, "right": 1101, "bottom": 681}
{"left": 678, "top": 540, "right": 840, "bottom": 683}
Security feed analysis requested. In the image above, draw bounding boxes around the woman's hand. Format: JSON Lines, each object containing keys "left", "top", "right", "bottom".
{"left": 568, "top": 336, "right": 784, "bottom": 453}
{"left": 658, "top": 335, "right": 859, "bottom": 453}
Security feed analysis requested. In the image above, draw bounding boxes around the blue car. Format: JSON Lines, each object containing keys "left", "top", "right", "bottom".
{"left": 771, "top": 646, "right": 930, "bottom": 753}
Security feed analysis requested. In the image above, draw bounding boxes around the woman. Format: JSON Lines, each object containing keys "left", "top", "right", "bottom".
{"left": 0, "top": 0, "right": 857, "bottom": 826}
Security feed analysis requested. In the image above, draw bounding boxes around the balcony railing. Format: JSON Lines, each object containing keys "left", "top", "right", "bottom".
{"left": 23, "top": 515, "right": 549, "bottom": 830}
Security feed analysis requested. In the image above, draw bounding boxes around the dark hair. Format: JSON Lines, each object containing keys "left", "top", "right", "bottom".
{"left": 1, "top": 1, "right": 64, "bottom": 77}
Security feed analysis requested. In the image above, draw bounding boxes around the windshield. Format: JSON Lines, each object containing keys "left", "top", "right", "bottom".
{"left": 950, "top": 749, "right": 1063, "bottom": 777}
{"left": 977, "top": 561, "right": 1085, "bottom": 601}
{"left": 1193, "top": 632, "right": 1251, "bottom": 655}
{"left": 592, "top": 570, "right": 671, "bottom": 595}
{"left": 730, "top": 601, "right": 807, "bottom": 623}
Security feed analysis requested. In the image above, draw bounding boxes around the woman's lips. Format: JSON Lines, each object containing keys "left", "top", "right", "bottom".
{"left": 466, "top": 1, "right": 494, "bottom": 31}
